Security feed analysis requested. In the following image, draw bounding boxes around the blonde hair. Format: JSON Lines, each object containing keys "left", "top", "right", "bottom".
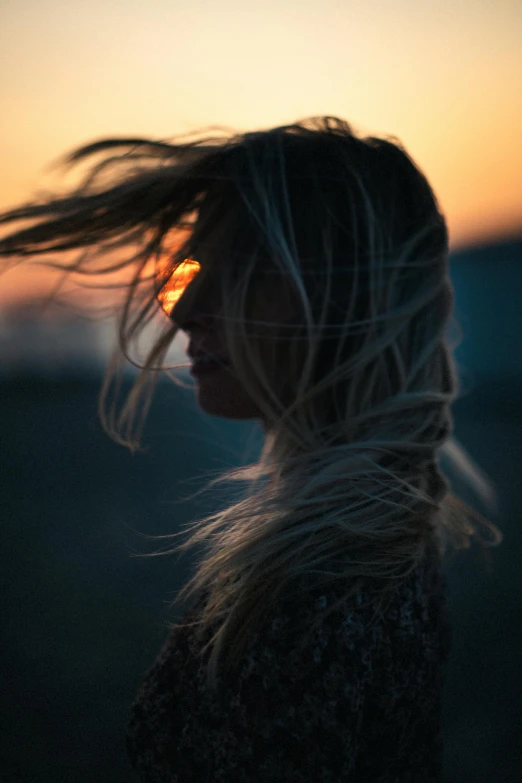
{"left": 0, "top": 115, "right": 503, "bottom": 691}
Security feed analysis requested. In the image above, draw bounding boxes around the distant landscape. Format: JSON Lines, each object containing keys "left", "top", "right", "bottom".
{"left": 1, "top": 236, "right": 521, "bottom": 782}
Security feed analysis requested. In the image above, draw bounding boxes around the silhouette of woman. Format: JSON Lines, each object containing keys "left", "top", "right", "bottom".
{"left": 0, "top": 115, "right": 502, "bottom": 781}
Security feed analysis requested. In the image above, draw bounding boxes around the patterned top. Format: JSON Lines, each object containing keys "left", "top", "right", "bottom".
{"left": 126, "top": 535, "right": 453, "bottom": 782}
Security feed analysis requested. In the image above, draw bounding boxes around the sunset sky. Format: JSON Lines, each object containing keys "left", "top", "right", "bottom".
{"left": 1, "top": 0, "right": 521, "bottom": 306}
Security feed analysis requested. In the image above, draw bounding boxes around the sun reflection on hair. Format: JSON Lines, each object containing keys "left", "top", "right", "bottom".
{"left": 156, "top": 258, "right": 201, "bottom": 317}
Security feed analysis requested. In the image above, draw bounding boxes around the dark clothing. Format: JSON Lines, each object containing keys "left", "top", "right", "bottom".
{"left": 126, "top": 537, "right": 452, "bottom": 781}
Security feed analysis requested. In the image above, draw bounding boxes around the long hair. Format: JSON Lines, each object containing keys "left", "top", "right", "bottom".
{"left": 0, "top": 115, "right": 503, "bottom": 691}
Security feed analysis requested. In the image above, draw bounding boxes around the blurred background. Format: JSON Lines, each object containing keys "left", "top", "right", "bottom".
{"left": 1, "top": 1, "right": 521, "bottom": 781}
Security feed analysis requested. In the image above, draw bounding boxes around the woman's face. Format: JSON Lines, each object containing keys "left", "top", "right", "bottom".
{"left": 169, "top": 259, "right": 299, "bottom": 425}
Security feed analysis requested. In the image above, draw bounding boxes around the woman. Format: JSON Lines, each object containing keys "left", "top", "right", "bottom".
{"left": 0, "top": 116, "right": 502, "bottom": 781}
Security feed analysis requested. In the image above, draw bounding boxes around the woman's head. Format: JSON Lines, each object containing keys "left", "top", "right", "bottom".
{"left": 0, "top": 115, "right": 502, "bottom": 690}
{"left": 149, "top": 117, "right": 450, "bottom": 448}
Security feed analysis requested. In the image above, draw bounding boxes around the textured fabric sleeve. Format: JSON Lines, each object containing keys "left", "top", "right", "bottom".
{"left": 174, "top": 592, "right": 381, "bottom": 783}
{"left": 127, "top": 547, "right": 449, "bottom": 782}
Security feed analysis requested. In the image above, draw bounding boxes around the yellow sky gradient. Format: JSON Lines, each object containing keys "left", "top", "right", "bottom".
{"left": 1, "top": 0, "right": 521, "bottom": 305}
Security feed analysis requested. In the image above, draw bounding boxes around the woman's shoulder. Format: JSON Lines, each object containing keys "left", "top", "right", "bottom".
{"left": 152, "top": 532, "right": 451, "bottom": 692}
{"left": 263, "top": 534, "right": 452, "bottom": 677}
{"left": 232, "top": 536, "right": 446, "bottom": 666}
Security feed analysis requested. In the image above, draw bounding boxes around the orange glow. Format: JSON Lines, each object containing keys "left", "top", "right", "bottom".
{"left": 155, "top": 258, "right": 201, "bottom": 317}
{"left": 1, "top": 1, "right": 521, "bottom": 312}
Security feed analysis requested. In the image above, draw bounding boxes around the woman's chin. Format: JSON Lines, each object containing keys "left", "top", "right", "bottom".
{"left": 192, "top": 373, "right": 261, "bottom": 420}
